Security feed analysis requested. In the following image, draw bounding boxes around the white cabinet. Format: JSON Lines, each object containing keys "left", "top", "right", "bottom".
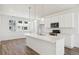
{"left": 61, "top": 13, "right": 74, "bottom": 27}
{"left": 44, "top": 13, "right": 74, "bottom": 28}
{"left": 44, "top": 13, "right": 75, "bottom": 28}
{"left": 26, "top": 34, "right": 64, "bottom": 55}
{"left": 47, "top": 13, "right": 74, "bottom": 28}
{"left": 44, "top": 16, "right": 59, "bottom": 29}
{"left": 44, "top": 12, "right": 76, "bottom": 48}
{"left": 44, "top": 17, "right": 52, "bottom": 28}
{"left": 52, "top": 16, "right": 59, "bottom": 23}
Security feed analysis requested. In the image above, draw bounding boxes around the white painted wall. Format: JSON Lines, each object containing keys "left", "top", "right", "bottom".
{"left": 0, "top": 14, "right": 32, "bottom": 38}
{"left": 0, "top": 5, "right": 40, "bottom": 38}
{"left": 0, "top": 13, "right": 41, "bottom": 40}
{"left": 0, "top": 15, "right": 20, "bottom": 36}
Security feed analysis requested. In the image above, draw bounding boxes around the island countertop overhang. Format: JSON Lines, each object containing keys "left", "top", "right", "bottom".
{"left": 25, "top": 33, "right": 64, "bottom": 43}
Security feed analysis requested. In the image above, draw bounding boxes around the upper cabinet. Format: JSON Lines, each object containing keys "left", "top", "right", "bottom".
{"left": 44, "top": 16, "right": 52, "bottom": 28}
{"left": 44, "top": 12, "right": 75, "bottom": 28}
{"left": 60, "top": 13, "right": 74, "bottom": 28}
{"left": 52, "top": 13, "right": 74, "bottom": 28}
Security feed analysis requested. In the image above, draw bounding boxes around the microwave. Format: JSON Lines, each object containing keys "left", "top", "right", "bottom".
{"left": 50, "top": 22, "right": 59, "bottom": 28}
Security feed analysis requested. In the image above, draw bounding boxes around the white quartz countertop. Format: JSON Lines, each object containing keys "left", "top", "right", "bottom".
{"left": 25, "top": 33, "right": 64, "bottom": 43}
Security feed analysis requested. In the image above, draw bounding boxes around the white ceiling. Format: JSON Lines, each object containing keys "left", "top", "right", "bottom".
{"left": 0, "top": 4, "right": 78, "bottom": 18}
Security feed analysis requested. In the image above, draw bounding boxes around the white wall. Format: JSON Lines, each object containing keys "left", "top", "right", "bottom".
{"left": 0, "top": 14, "right": 30, "bottom": 37}
{"left": 0, "top": 13, "right": 41, "bottom": 39}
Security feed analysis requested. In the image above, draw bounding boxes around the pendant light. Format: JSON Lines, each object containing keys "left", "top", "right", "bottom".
{"left": 28, "top": 6, "right": 31, "bottom": 21}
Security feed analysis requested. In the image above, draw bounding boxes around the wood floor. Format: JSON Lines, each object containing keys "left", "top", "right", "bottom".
{"left": 0, "top": 38, "right": 39, "bottom": 55}
{"left": 25, "top": 46, "right": 39, "bottom": 55}
{"left": 0, "top": 39, "right": 79, "bottom": 55}
{"left": 65, "top": 47, "right": 79, "bottom": 55}
{"left": 0, "top": 38, "right": 26, "bottom": 55}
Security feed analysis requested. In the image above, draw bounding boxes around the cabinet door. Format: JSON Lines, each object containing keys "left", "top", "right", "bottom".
{"left": 61, "top": 13, "right": 73, "bottom": 27}
{"left": 44, "top": 17, "right": 52, "bottom": 28}
{"left": 52, "top": 15, "right": 62, "bottom": 28}
{"left": 58, "top": 15, "right": 63, "bottom": 27}
{"left": 45, "top": 15, "right": 60, "bottom": 29}
{"left": 52, "top": 15, "right": 59, "bottom": 23}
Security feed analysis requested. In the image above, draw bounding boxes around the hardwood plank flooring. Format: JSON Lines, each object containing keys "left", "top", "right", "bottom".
{"left": 25, "top": 46, "right": 39, "bottom": 55}
{"left": 0, "top": 38, "right": 39, "bottom": 55}
{"left": 0, "top": 38, "right": 26, "bottom": 55}
{"left": 65, "top": 47, "right": 79, "bottom": 55}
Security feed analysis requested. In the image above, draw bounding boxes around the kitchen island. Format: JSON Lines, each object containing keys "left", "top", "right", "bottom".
{"left": 25, "top": 33, "right": 64, "bottom": 55}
